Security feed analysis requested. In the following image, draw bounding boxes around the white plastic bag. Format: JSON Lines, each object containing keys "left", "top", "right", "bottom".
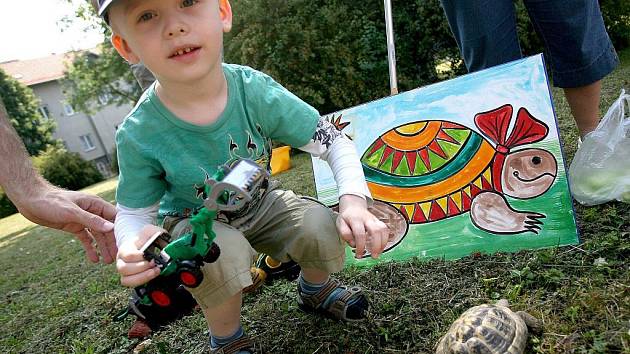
{"left": 569, "top": 89, "right": 630, "bottom": 205}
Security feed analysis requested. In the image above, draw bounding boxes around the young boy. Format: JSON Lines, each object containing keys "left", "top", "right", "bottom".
{"left": 98, "top": 0, "right": 389, "bottom": 352}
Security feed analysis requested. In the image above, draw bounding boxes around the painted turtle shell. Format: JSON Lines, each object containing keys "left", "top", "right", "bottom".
{"left": 361, "top": 121, "right": 498, "bottom": 223}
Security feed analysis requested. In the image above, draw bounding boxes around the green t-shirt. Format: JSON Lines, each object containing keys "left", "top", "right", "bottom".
{"left": 115, "top": 63, "right": 319, "bottom": 218}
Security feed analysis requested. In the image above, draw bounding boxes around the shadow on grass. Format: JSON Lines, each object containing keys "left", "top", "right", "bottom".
{"left": 0, "top": 224, "right": 38, "bottom": 245}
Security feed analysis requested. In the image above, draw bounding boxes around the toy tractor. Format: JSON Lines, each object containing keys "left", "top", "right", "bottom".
{"left": 134, "top": 159, "right": 269, "bottom": 308}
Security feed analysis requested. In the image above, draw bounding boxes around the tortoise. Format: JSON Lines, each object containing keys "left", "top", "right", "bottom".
{"left": 360, "top": 104, "right": 557, "bottom": 243}
{"left": 435, "top": 299, "right": 542, "bottom": 354}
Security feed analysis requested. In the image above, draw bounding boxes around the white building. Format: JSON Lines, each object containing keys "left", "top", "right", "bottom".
{"left": 0, "top": 52, "right": 134, "bottom": 177}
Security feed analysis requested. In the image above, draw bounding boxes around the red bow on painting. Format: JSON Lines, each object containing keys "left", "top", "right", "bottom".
{"left": 474, "top": 104, "right": 549, "bottom": 154}
{"left": 473, "top": 104, "right": 550, "bottom": 193}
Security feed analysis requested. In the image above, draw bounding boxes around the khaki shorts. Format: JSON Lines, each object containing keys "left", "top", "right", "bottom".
{"left": 162, "top": 189, "right": 345, "bottom": 309}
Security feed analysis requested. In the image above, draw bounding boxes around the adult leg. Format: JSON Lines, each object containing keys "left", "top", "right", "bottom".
{"left": 439, "top": 0, "right": 522, "bottom": 72}
{"left": 523, "top": 0, "right": 618, "bottom": 137}
{"left": 565, "top": 82, "right": 603, "bottom": 137}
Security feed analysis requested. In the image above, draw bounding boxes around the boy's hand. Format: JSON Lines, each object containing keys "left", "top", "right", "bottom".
{"left": 336, "top": 194, "right": 389, "bottom": 259}
{"left": 116, "top": 225, "right": 163, "bottom": 287}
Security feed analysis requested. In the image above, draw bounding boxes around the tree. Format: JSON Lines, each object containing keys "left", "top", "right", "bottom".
{"left": 0, "top": 69, "right": 58, "bottom": 156}
{"left": 61, "top": 0, "right": 141, "bottom": 115}
{"left": 225, "top": 0, "right": 464, "bottom": 115}
{"left": 63, "top": 45, "right": 142, "bottom": 115}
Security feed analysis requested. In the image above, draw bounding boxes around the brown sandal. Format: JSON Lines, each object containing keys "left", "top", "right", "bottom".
{"left": 208, "top": 335, "right": 254, "bottom": 354}
{"left": 297, "top": 278, "right": 369, "bottom": 322}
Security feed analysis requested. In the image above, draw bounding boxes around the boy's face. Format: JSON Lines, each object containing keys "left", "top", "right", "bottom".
{"left": 109, "top": 0, "right": 232, "bottom": 84}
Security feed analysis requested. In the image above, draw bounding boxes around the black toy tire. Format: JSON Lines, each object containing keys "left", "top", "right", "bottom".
{"left": 203, "top": 242, "right": 221, "bottom": 263}
{"left": 178, "top": 266, "right": 203, "bottom": 288}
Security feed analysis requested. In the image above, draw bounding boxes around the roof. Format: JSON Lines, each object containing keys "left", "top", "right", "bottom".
{"left": 0, "top": 48, "right": 98, "bottom": 86}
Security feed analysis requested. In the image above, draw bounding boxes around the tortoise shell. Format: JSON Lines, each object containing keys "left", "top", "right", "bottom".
{"left": 361, "top": 121, "right": 498, "bottom": 223}
{"left": 435, "top": 303, "right": 528, "bottom": 354}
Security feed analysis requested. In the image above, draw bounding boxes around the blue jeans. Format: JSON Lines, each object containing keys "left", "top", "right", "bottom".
{"left": 439, "top": 0, "right": 619, "bottom": 88}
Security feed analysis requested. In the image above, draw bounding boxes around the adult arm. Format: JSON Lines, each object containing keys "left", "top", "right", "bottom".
{"left": 0, "top": 98, "right": 117, "bottom": 263}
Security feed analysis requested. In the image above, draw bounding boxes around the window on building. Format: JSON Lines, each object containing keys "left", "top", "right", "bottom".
{"left": 98, "top": 93, "right": 111, "bottom": 105}
{"left": 95, "top": 161, "right": 111, "bottom": 177}
{"left": 80, "top": 134, "right": 95, "bottom": 151}
{"left": 63, "top": 102, "right": 75, "bottom": 116}
{"left": 38, "top": 105, "right": 50, "bottom": 120}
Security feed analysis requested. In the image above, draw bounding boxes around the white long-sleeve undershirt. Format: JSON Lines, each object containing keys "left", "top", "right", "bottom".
{"left": 298, "top": 134, "right": 372, "bottom": 203}
{"left": 114, "top": 203, "right": 158, "bottom": 247}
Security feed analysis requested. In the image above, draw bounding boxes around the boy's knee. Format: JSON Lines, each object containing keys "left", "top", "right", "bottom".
{"left": 301, "top": 204, "right": 339, "bottom": 242}
{"left": 290, "top": 204, "right": 344, "bottom": 263}
{"left": 208, "top": 223, "right": 256, "bottom": 272}
{"left": 187, "top": 224, "right": 255, "bottom": 308}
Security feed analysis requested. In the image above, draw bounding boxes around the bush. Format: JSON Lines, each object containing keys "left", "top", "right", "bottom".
{"left": 0, "top": 187, "right": 18, "bottom": 218}
{"left": 33, "top": 147, "right": 104, "bottom": 191}
{"left": 601, "top": 0, "right": 630, "bottom": 50}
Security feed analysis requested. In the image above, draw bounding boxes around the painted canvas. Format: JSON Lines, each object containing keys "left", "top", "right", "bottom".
{"left": 311, "top": 55, "right": 579, "bottom": 266}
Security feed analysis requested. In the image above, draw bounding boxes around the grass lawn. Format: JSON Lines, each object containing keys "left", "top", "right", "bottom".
{"left": 1, "top": 51, "right": 629, "bottom": 353}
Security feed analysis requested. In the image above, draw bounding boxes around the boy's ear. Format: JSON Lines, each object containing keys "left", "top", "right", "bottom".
{"left": 111, "top": 33, "right": 141, "bottom": 64}
{"left": 218, "top": 0, "right": 233, "bottom": 33}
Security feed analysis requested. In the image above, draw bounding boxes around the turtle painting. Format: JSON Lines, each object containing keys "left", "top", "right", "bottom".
{"left": 312, "top": 55, "right": 579, "bottom": 262}
{"left": 361, "top": 104, "right": 557, "bottom": 236}
{"left": 331, "top": 104, "right": 559, "bottom": 256}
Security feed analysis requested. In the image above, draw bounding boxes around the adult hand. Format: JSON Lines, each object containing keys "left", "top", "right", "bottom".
{"left": 336, "top": 194, "right": 389, "bottom": 259}
{"left": 116, "top": 224, "right": 163, "bottom": 287}
{"left": 15, "top": 184, "right": 117, "bottom": 264}
{"left": 0, "top": 98, "right": 116, "bottom": 264}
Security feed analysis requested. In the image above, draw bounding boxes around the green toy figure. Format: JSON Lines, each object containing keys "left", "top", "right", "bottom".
{"left": 137, "top": 159, "right": 267, "bottom": 306}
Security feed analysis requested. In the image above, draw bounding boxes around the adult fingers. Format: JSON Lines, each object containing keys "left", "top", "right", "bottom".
{"left": 104, "top": 230, "right": 118, "bottom": 262}
{"left": 71, "top": 206, "right": 115, "bottom": 235}
{"left": 91, "top": 229, "right": 117, "bottom": 264}
{"left": 75, "top": 228, "right": 99, "bottom": 263}
{"left": 97, "top": 198, "right": 117, "bottom": 222}
{"left": 74, "top": 192, "right": 116, "bottom": 221}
